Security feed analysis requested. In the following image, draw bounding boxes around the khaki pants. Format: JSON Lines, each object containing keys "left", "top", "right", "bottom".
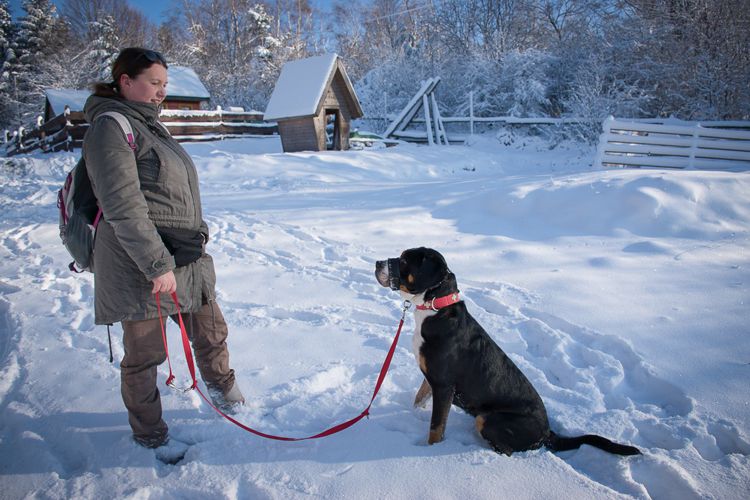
{"left": 120, "top": 300, "right": 235, "bottom": 442}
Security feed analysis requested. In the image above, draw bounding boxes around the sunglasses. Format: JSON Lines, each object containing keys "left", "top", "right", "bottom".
{"left": 138, "top": 49, "right": 168, "bottom": 68}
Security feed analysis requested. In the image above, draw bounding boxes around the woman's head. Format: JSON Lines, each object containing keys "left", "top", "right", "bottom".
{"left": 93, "top": 48, "right": 169, "bottom": 105}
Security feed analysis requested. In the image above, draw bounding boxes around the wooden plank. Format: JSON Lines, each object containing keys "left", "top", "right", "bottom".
{"left": 598, "top": 117, "right": 750, "bottom": 170}
{"left": 422, "top": 94, "right": 434, "bottom": 146}
{"left": 430, "top": 93, "right": 448, "bottom": 145}
{"left": 437, "top": 116, "right": 588, "bottom": 124}
{"left": 602, "top": 142, "right": 744, "bottom": 159}
{"left": 601, "top": 153, "right": 750, "bottom": 170}
{"left": 602, "top": 143, "right": 750, "bottom": 162}
{"left": 608, "top": 120, "right": 750, "bottom": 141}
{"left": 604, "top": 134, "right": 750, "bottom": 152}
{"left": 163, "top": 123, "right": 277, "bottom": 136}
{"left": 384, "top": 78, "right": 440, "bottom": 138}
{"left": 159, "top": 111, "right": 265, "bottom": 123}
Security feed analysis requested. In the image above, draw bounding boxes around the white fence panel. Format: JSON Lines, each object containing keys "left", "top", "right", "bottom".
{"left": 596, "top": 117, "right": 750, "bottom": 170}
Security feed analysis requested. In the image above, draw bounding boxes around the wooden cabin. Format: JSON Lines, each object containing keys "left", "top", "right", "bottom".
{"left": 160, "top": 66, "right": 210, "bottom": 110}
{"left": 264, "top": 54, "right": 363, "bottom": 152}
{"left": 44, "top": 89, "right": 91, "bottom": 122}
{"left": 42, "top": 66, "right": 210, "bottom": 120}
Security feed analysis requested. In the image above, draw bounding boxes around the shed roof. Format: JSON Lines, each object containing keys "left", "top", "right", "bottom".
{"left": 166, "top": 66, "right": 210, "bottom": 100}
{"left": 264, "top": 54, "right": 362, "bottom": 121}
{"left": 43, "top": 66, "right": 209, "bottom": 116}
{"left": 45, "top": 88, "right": 91, "bottom": 116}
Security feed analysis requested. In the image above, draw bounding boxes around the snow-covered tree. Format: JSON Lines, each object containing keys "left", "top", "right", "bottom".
{"left": 0, "top": 0, "right": 10, "bottom": 66}
{"left": 60, "top": 0, "right": 152, "bottom": 48}
{"left": 0, "top": 0, "right": 14, "bottom": 128}
{"left": 4, "top": 0, "right": 72, "bottom": 125}
{"left": 179, "top": 0, "right": 289, "bottom": 110}
{"left": 75, "top": 15, "right": 119, "bottom": 87}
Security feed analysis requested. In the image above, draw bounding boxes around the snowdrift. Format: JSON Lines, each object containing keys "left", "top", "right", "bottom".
{"left": 1, "top": 136, "right": 748, "bottom": 499}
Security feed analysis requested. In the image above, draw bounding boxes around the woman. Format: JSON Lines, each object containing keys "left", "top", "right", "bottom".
{"left": 83, "top": 47, "right": 244, "bottom": 449}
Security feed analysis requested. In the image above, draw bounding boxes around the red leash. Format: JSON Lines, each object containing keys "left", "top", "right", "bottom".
{"left": 155, "top": 292, "right": 410, "bottom": 441}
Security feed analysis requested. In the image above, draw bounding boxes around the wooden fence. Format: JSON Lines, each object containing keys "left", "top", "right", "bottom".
{"left": 595, "top": 117, "right": 750, "bottom": 170}
{"left": 4, "top": 107, "right": 278, "bottom": 156}
{"left": 159, "top": 108, "right": 277, "bottom": 141}
{"left": 4, "top": 110, "right": 88, "bottom": 156}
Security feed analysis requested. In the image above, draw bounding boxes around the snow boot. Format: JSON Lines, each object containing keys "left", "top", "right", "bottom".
{"left": 208, "top": 381, "right": 245, "bottom": 414}
{"left": 132, "top": 428, "right": 169, "bottom": 449}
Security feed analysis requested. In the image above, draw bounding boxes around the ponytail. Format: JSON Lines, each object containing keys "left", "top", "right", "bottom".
{"left": 92, "top": 81, "right": 118, "bottom": 98}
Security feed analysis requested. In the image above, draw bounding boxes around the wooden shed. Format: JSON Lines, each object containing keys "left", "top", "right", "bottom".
{"left": 160, "top": 66, "right": 210, "bottom": 110}
{"left": 264, "top": 54, "right": 363, "bottom": 152}
{"left": 44, "top": 89, "right": 90, "bottom": 122}
{"left": 42, "top": 66, "right": 210, "bottom": 120}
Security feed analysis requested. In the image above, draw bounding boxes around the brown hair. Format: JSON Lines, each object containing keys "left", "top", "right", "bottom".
{"left": 92, "top": 47, "right": 168, "bottom": 97}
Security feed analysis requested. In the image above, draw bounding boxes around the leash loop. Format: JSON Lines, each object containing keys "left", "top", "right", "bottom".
{"left": 402, "top": 300, "right": 412, "bottom": 316}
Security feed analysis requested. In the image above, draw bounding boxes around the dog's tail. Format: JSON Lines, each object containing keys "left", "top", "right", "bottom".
{"left": 545, "top": 431, "right": 641, "bottom": 456}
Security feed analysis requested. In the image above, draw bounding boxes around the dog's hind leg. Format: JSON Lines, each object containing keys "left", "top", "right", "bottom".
{"left": 477, "top": 412, "right": 548, "bottom": 456}
{"left": 414, "top": 378, "right": 432, "bottom": 408}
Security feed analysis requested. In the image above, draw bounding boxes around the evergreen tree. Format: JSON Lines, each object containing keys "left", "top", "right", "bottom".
{"left": 5, "top": 0, "right": 71, "bottom": 125}
{"left": 0, "top": 0, "right": 14, "bottom": 128}
{"left": 76, "top": 15, "right": 119, "bottom": 88}
{"left": 0, "top": 0, "right": 10, "bottom": 67}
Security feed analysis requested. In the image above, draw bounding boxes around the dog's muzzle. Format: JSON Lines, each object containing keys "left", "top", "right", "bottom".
{"left": 375, "top": 258, "right": 401, "bottom": 290}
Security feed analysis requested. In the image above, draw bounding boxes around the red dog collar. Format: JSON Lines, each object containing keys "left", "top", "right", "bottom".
{"left": 416, "top": 293, "right": 461, "bottom": 311}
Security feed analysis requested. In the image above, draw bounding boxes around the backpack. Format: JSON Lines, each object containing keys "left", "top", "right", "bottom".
{"left": 58, "top": 112, "right": 136, "bottom": 273}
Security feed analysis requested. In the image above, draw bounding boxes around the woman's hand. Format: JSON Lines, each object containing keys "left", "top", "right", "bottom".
{"left": 151, "top": 270, "right": 177, "bottom": 295}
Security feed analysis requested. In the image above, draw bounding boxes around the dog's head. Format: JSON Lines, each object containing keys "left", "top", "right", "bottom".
{"left": 375, "top": 247, "right": 451, "bottom": 297}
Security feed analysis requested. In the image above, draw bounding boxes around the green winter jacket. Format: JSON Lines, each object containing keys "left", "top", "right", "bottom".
{"left": 83, "top": 94, "right": 216, "bottom": 324}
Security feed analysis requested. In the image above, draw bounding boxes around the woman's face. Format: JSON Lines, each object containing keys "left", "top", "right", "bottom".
{"left": 119, "top": 63, "right": 168, "bottom": 105}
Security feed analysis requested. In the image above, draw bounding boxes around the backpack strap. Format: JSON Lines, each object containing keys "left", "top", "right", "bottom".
{"left": 97, "top": 111, "right": 137, "bottom": 151}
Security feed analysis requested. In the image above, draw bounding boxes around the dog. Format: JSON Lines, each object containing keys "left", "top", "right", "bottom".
{"left": 375, "top": 247, "right": 640, "bottom": 457}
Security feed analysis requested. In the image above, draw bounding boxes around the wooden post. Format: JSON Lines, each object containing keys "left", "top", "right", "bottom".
{"left": 431, "top": 93, "right": 448, "bottom": 145}
{"left": 469, "top": 91, "right": 474, "bottom": 137}
{"left": 383, "top": 91, "right": 388, "bottom": 132}
{"left": 384, "top": 77, "right": 439, "bottom": 139}
{"left": 594, "top": 116, "right": 614, "bottom": 168}
{"left": 688, "top": 124, "right": 700, "bottom": 169}
{"left": 423, "top": 94, "right": 434, "bottom": 145}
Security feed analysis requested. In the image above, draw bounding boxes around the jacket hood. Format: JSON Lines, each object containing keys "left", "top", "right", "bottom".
{"left": 84, "top": 95, "right": 160, "bottom": 125}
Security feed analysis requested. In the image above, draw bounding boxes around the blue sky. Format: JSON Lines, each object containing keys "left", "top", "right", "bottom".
{"left": 10, "top": 0, "right": 334, "bottom": 24}
{"left": 9, "top": 0, "right": 175, "bottom": 24}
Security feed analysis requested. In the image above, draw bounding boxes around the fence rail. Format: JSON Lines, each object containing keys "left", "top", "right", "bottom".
{"left": 595, "top": 116, "right": 750, "bottom": 170}
{"left": 4, "top": 108, "right": 278, "bottom": 156}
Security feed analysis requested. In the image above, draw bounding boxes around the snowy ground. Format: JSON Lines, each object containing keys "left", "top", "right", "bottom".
{"left": 1, "top": 134, "right": 748, "bottom": 499}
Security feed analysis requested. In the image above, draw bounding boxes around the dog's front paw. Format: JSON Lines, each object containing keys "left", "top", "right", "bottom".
{"left": 428, "top": 429, "right": 445, "bottom": 445}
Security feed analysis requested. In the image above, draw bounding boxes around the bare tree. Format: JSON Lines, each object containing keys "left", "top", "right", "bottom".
{"left": 60, "top": 0, "right": 153, "bottom": 47}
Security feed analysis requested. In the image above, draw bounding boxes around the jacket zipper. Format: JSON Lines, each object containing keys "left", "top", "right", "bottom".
{"left": 150, "top": 122, "right": 202, "bottom": 227}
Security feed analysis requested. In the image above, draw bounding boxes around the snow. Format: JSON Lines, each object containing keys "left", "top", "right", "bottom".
{"left": 44, "top": 88, "right": 91, "bottom": 115}
{"left": 1, "top": 134, "right": 749, "bottom": 499}
{"left": 42, "top": 66, "right": 208, "bottom": 118}
{"left": 263, "top": 54, "right": 338, "bottom": 121}
{"left": 166, "top": 66, "right": 210, "bottom": 100}
{"left": 160, "top": 108, "right": 265, "bottom": 118}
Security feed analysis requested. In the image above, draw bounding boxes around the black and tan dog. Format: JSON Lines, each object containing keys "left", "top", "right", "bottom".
{"left": 375, "top": 247, "right": 640, "bottom": 457}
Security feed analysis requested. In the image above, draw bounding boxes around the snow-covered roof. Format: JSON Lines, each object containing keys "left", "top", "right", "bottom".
{"left": 45, "top": 89, "right": 91, "bottom": 115}
{"left": 167, "top": 66, "right": 210, "bottom": 100}
{"left": 43, "top": 66, "right": 208, "bottom": 116}
{"left": 264, "top": 54, "right": 361, "bottom": 121}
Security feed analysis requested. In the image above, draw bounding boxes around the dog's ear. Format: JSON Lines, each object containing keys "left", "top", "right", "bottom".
{"left": 403, "top": 248, "right": 449, "bottom": 293}
{"left": 422, "top": 248, "right": 448, "bottom": 275}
